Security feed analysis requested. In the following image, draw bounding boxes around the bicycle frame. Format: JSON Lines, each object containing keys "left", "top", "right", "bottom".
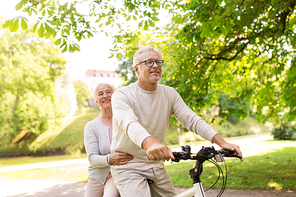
{"left": 177, "top": 183, "right": 205, "bottom": 197}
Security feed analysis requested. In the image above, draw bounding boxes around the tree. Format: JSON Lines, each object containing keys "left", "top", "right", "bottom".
{"left": 112, "top": 0, "right": 296, "bottom": 125}
{"left": 0, "top": 18, "right": 67, "bottom": 140}
{"left": 5, "top": 0, "right": 296, "bottom": 125}
{"left": 159, "top": 0, "right": 296, "bottom": 124}
{"left": 74, "top": 80, "right": 91, "bottom": 113}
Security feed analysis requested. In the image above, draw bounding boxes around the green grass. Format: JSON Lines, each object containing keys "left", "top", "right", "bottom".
{"left": 0, "top": 108, "right": 99, "bottom": 155}
{"left": 166, "top": 145, "right": 296, "bottom": 191}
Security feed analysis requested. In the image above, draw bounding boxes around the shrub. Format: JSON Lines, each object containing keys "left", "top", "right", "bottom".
{"left": 272, "top": 124, "right": 296, "bottom": 140}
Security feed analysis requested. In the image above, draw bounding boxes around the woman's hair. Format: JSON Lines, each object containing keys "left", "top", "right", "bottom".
{"left": 92, "top": 82, "right": 115, "bottom": 100}
{"left": 133, "top": 46, "right": 162, "bottom": 66}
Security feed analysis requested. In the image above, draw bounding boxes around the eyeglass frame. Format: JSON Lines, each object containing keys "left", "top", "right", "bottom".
{"left": 136, "top": 60, "right": 164, "bottom": 67}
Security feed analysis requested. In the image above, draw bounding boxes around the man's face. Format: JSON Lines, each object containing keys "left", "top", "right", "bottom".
{"left": 134, "top": 50, "right": 163, "bottom": 86}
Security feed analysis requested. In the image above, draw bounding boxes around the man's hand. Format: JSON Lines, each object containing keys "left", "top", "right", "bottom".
{"left": 142, "top": 136, "right": 175, "bottom": 161}
{"left": 212, "top": 134, "right": 243, "bottom": 161}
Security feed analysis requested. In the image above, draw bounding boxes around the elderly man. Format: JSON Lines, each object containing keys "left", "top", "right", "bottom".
{"left": 110, "top": 46, "right": 242, "bottom": 197}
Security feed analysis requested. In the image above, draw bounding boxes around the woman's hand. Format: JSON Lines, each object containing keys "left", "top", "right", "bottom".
{"left": 109, "top": 151, "right": 134, "bottom": 165}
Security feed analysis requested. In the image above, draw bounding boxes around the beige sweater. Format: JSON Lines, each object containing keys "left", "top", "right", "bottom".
{"left": 111, "top": 82, "right": 217, "bottom": 170}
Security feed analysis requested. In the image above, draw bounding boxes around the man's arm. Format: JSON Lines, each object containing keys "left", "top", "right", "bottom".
{"left": 212, "top": 134, "right": 243, "bottom": 161}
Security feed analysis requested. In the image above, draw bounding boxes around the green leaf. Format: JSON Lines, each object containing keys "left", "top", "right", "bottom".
{"left": 51, "top": 1, "right": 56, "bottom": 9}
{"left": 38, "top": 24, "right": 45, "bottom": 37}
{"left": 144, "top": 20, "right": 148, "bottom": 30}
{"left": 21, "top": 18, "right": 28, "bottom": 30}
{"left": 151, "top": 16, "right": 159, "bottom": 21}
{"left": 33, "top": 22, "right": 39, "bottom": 32}
{"left": 44, "top": 32, "right": 51, "bottom": 39}
{"left": 69, "top": 44, "right": 74, "bottom": 53}
{"left": 3, "top": 19, "right": 12, "bottom": 28}
{"left": 52, "top": 30, "right": 56, "bottom": 38}
{"left": 116, "top": 53, "right": 123, "bottom": 59}
{"left": 47, "top": 9, "right": 53, "bottom": 16}
{"left": 72, "top": 44, "right": 80, "bottom": 52}
{"left": 46, "top": 20, "right": 56, "bottom": 26}
{"left": 15, "top": 0, "right": 28, "bottom": 10}
{"left": 64, "top": 27, "right": 70, "bottom": 35}
{"left": 45, "top": 23, "right": 54, "bottom": 35}
{"left": 55, "top": 38, "right": 62, "bottom": 45}
{"left": 56, "top": 19, "right": 61, "bottom": 26}
{"left": 61, "top": 45, "right": 68, "bottom": 53}
{"left": 42, "top": 9, "right": 46, "bottom": 16}
{"left": 149, "top": 20, "right": 155, "bottom": 27}
{"left": 10, "top": 19, "right": 19, "bottom": 32}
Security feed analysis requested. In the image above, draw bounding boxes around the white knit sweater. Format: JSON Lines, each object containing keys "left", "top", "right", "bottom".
{"left": 111, "top": 82, "right": 217, "bottom": 170}
{"left": 84, "top": 117, "right": 111, "bottom": 184}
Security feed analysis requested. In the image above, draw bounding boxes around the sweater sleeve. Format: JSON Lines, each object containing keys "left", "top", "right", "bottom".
{"left": 171, "top": 88, "right": 217, "bottom": 142}
{"left": 84, "top": 122, "right": 111, "bottom": 167}
{"left": 112, "top": 89, "right": 151, "bottom": 148}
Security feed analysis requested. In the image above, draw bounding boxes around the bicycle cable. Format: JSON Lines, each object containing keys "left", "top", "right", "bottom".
{"left": 204, "top": 159, "right": 221, "bottom": 192}
{"left": 202, "top": 153, "right": 227, "bottom": 197}
{"left": 216, "top": 153, "right": 228, "bottom": 197}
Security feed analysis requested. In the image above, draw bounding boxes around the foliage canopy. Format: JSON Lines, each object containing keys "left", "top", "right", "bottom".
{"left": 4, "top": 0, "right": 296, "bottom": 126}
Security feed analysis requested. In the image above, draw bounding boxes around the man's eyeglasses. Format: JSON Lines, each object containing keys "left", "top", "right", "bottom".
{"left": 136, "top": 60, "right": 164, "bottom": 67}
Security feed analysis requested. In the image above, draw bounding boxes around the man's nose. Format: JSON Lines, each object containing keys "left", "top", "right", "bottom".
{"left": 152, "top": 61, "right": 158, "bottom": 67}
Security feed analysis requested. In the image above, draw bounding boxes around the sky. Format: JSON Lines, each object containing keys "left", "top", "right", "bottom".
{"left": 0, "top": 0, "right": 119, "bottom": 80}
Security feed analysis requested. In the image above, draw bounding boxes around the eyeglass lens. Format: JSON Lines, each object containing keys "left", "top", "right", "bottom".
{"left": 146, "top": 60, "right": 163, "bottom": 67}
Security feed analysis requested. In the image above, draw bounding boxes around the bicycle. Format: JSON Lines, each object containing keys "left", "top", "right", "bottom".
{"left": 172, "top": 145, "right": 242, "bottom": 197}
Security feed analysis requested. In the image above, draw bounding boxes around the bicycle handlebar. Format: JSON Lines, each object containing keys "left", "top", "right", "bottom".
{"left": 172, "top": 145, "right": 242, "bottom": 163}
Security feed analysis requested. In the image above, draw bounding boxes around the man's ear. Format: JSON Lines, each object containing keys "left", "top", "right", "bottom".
{"left": 134, "top": 65, "right": 140, "bottom": 74}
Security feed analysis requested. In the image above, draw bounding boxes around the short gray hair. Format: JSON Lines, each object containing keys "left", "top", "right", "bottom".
{"left": 92, "top": 82, "right": 115, "bottom": 100}
{"left": 133, "top": 46, "right": 162, "bottom": 66}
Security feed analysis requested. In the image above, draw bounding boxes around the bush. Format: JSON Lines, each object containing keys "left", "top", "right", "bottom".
{"left": 165, "top": 124, "right": 180, "bottom": 145}
{"left": 272, "top": 124, "right": 296, "bottom": 140}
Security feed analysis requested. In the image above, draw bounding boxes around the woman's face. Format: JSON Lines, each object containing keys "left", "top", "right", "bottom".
{"left": 95, "top": 84, "right": 114, "bottom": 109}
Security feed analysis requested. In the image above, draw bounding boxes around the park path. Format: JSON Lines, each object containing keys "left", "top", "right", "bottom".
{"left": 1, "top": 135, "right": 295, "bottom": 197}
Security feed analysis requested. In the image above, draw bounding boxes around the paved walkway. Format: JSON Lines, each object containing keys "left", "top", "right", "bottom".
{"left": 1, "top": 135, "right": 295, "bottom": 197}
{"left": 1, "top": 180, "right": 295, "bottom": 197}
{"left": 0, "top": 158, "right": 87, "bottom": 173}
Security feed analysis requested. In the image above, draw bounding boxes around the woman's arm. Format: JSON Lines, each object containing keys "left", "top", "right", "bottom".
{"left": 84, "top": 122, "right": 110, "bottom": 168}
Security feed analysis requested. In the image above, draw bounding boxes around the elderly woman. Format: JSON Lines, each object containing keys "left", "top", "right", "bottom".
{"left": 84, "top": 82, "right": 133, "bottom": 197}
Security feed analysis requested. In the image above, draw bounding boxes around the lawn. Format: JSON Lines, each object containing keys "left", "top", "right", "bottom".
{"left": 166, "top": 144, "right": 296, "bottom": 191}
